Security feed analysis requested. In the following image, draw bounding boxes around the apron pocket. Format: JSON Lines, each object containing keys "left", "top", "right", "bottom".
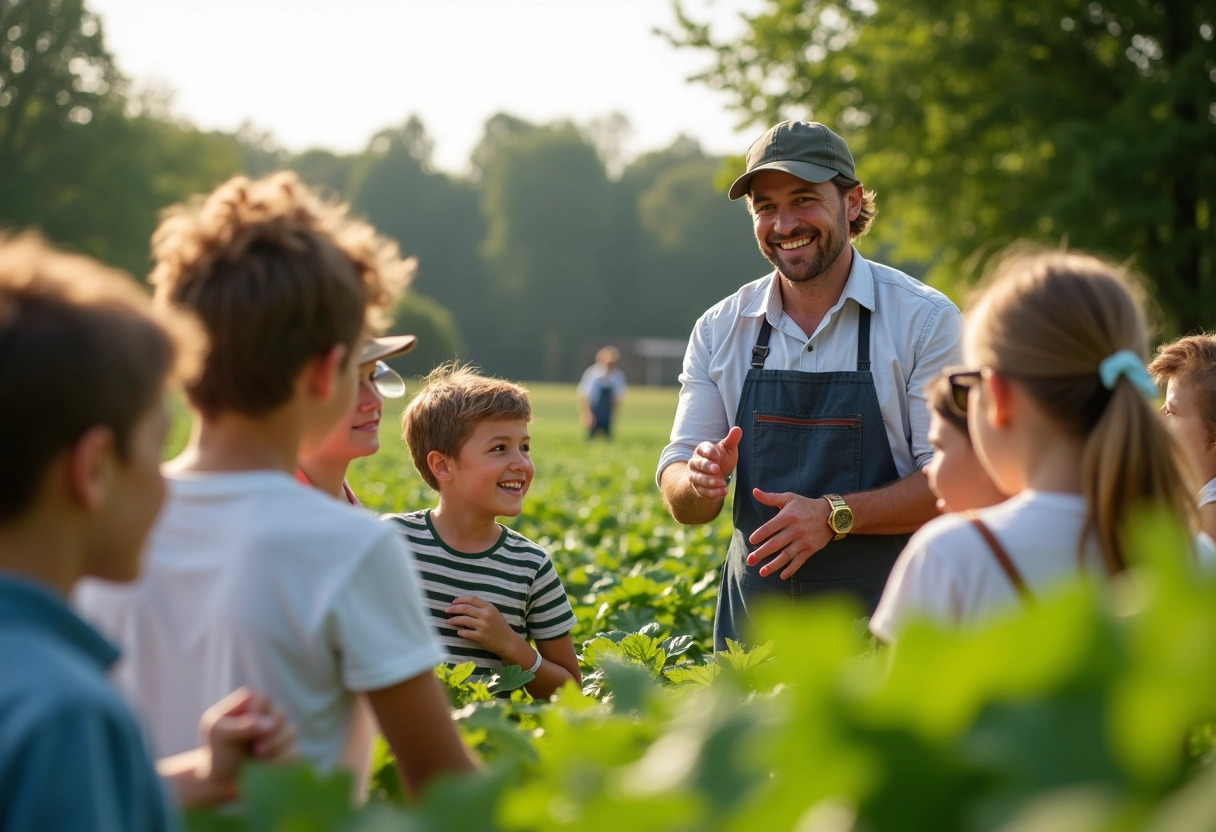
{"left": 750, "top": 412, "right": 862, "bottom": 501}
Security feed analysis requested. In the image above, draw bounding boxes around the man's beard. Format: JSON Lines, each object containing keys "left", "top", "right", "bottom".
{"left": 758, "top": 208, "right": 849, "bottom": 284}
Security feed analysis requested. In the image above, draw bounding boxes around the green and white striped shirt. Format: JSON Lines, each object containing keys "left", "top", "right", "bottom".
{"left": 383, "top": 510, "right": 577, "bottom": 672}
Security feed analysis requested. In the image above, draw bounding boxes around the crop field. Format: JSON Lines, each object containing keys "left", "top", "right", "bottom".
{"left": 349, "top": 382, "right": 729, "bottom": 655}
{"left": 179, "top": 383, "right": 1216, "bottom": 831}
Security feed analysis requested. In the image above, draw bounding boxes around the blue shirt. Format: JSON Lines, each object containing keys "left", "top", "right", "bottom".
{"left": 0, "top": 574, "right": 178, "bottom": 832}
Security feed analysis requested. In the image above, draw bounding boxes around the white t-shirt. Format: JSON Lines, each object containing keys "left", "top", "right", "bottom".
{"left": 74, "top": 470, "right": 443, "bottom": 787}
{"left": 870, "top": 491, "right": 1105, "bottom": 642}
{"left": 1199, "top": 477, "right": 1216, "bottom": 507}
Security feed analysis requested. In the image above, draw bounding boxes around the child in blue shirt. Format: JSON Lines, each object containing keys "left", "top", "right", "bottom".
{"left": 0, "top": 234, "right": 292, "bottom": 830}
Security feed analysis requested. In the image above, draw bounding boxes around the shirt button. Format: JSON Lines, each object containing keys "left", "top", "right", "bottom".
{"left": 806, "top": 343, "right": 814, "bottom": 352}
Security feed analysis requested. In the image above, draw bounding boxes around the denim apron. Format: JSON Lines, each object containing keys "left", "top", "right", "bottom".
{"left": 591, "top": 383, "right": 614, "bottom": 432}
{"left": 714, "top": 307, "right": 908, "bottom": 650}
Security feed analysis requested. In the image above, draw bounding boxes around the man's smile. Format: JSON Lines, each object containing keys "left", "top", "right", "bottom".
{"left": 777, "top": 236, "right": 813, "bottom": 251}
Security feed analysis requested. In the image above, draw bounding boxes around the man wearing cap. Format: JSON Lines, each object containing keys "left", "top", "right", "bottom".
{"left": 657, "top": 121, "right": 962, "bottom": 649}
{"left": 296, "top": 334, "right": 415, "bottom": 504}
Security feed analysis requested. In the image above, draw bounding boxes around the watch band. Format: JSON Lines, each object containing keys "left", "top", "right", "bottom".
{"left": 824, "top": 493, "right": 850, "bottom": 540}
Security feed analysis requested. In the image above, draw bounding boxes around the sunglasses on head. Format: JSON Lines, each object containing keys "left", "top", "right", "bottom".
{"left": 370, "top": 361, "right": 407, "bottom": 399}
{"left": 946, "top": 369, "right": 983, "bottom": 417}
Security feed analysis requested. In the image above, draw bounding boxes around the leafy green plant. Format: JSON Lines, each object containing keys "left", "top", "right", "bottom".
{"left": 182, "top": 390, "right": 1216, "bottom": 830}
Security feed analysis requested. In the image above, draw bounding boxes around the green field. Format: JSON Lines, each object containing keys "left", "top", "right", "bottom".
{"left": 173, "top": 382, "right": 1216, "bottom": 831}
{"left": 349, "top": 382, "right": 731, "bottom": 652}
{"left": 350, "top": 381, "right": 689, "bottom": 512}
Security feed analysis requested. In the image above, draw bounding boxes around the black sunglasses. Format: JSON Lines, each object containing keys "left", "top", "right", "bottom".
{"left": 946, "top": 369, "right": 983, "bottom": 417}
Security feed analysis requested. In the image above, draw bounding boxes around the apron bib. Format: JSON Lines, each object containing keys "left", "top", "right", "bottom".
{"left": 714, "top": 307, "right": 908, "bottom": 650}
{"left": 592, "top": 383, "right": 614, "bottom": 429}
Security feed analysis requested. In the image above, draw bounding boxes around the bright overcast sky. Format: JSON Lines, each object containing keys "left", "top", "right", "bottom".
{"left": 87, "top": 0, "right": 766, "bottom": 175}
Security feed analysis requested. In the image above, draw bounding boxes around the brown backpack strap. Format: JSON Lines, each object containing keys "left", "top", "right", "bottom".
{"left": 966, "top": 512, "right": 1033, "bottom": 605}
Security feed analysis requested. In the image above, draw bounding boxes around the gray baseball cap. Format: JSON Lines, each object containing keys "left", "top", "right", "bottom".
{"left": 728, "top": 121, "right": 858, "bottom": 200}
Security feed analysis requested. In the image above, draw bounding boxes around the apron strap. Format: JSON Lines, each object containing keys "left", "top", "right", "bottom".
{"left": 751, "top": 318, "right": 773, "bottom": 369}
{"left": 857, "top": 306, "right": 872, "bottom": 372}
{"left": 967, "top": 512, "right": 1034, "bottom": 605}
{"left": 754, "top": 306, "right": 869, "bottom": 371}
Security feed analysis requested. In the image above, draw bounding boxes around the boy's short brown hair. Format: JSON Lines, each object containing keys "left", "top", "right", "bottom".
{"left": 401, "top": 363, "right": 531, "bottom": 490}
{"left": 150, "top": 171, "right": 413, "bottom": 418}
{"left": 926, "top": 374, "right": 969, "bottom": 436}
{"left": 1149, "top": 334, "right": 1216, "bottom": 444}
{"left": 0, "top": 233, "right": 203, "bottom": 522}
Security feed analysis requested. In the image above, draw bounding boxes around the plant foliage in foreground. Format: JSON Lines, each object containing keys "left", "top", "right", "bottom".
{"left": 188, "top": 512, "right": 1216, "bottom": 831}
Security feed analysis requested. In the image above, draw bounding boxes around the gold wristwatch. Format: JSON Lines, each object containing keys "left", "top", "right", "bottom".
{"left": 824, "top": 494, "right": 854, "bottom": 540}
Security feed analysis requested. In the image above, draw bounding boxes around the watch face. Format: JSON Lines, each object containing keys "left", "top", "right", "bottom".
{"left": 833, "top": 508, "right": 854, "bottom": 534}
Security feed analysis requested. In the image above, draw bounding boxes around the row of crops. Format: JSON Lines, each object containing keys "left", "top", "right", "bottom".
{"left": 185, "top": 386, "right": 1216, "bottom": 831}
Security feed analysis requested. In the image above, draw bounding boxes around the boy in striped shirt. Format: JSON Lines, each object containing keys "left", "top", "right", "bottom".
{"left": 388, "top": 364, "right": 582, "bottom": 699}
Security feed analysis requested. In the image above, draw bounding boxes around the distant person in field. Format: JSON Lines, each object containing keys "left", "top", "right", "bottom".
{"left": 579, "top": 345, "right": 626, "bottom": 439}
{"left": 1149, "top": 334, "right": 1216, "bottom": 546}
{"left": 388, "top": 363, "right": 582, "bottom": 700}
{"left": 0, "top": 234, "right": 295, "bottom": 830}
{"left": 871, "top": 249, "right": 1198, "bottom": 642}
{"left": 74, "top": 172, "right": 477, "bottom": 800}
{"left": 923, "top": 374, "right": 1007, "bottom": 514}
{"left": 296, "top": 334, "right": 414, "bottom": 504}
{"left": 658, "top": 120, "right": 962, "bottom": 651}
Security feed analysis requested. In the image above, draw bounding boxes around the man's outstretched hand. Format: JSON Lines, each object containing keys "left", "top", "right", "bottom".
{"left": 687, "top": 426, "right": 743, "bottom": 501}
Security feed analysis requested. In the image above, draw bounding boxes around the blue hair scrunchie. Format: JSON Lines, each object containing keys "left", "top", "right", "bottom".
{"left": 1098, "top": 350, "right": 1157, "bottom": 399}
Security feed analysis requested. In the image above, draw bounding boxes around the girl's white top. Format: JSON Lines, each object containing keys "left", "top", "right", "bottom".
{"left": 871, "top": 490, "right": 1105, "bottom": 642}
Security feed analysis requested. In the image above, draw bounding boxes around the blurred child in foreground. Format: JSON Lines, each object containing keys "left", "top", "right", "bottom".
{"left": 0, "top": 234, "right": 293, "bottom": 830}
{"left": 872, "top": 249, "right": 1197, "bottom": 642}
{"left": 73, "top": 173, "right": 476, "bottom": 799}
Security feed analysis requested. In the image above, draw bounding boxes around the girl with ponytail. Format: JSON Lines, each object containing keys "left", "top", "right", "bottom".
{"left": 870, "top": 248, "right": 1197, "bottom": 641}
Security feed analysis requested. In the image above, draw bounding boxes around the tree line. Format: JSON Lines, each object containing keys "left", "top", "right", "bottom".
{"left": 0, "top": 0, "right": 770, "bottom": 381}
{"left": 4, "top": 0, "right": 1212, "bottom": 379}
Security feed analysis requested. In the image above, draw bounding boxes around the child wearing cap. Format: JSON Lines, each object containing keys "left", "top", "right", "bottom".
{"left": 296, "top": 335, "right": 414, "bottom": 505}
{"left": 0, "top": 234, "right": 294, "bottom": 830}
{"left": 74, "top": 173, "right": 476, "bottom": 799}
{"left": 387, "top": 363, "right": 582, "bottom": 700}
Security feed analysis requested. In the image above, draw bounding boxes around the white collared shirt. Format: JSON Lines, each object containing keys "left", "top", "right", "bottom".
{"left": 658, "top": 249, "right": 963, "bottom": 484}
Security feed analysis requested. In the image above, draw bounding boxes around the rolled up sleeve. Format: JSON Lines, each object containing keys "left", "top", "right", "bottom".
{"left": 907, "top": 302, "right": 964, "bottom": 469}
{"left": 657, "top": 315, "right": 732, "bottom": 485}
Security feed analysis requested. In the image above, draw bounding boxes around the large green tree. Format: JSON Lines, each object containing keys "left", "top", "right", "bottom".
{"left": 0, "top": 0, "right": 118, "bottom": 175}
{"left": 345, "top": 117, "right": 479, "bottom": 370}
{"left": 0, "top": 0, "right": 245, "bottom": 276}
{"left": 635, "top": 155, "right": 769, "bottom": 335}
{"left": 479, "top": 123, "right": 613, "bottom": 379}
{"left": 671, "top": 0, "right": 1215, "bottom": 329}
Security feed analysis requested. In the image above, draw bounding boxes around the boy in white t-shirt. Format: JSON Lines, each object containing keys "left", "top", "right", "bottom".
{"left": 75, "top": 173, "right": 476, "bottom": 798}
{"left": 1149, "top": 334, "right": 1216, "bottom": 547}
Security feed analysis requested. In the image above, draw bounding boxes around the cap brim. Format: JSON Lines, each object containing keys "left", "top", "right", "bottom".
{"left": 727, "top": 160, "right": 843, "bottom": 200}
{"left": 358, "top": 334, "right": 417, "bottom": 364}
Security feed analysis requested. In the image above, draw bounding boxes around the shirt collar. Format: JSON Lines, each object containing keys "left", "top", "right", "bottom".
{"left": 744, "top": 246, "right": 877, "bottom": 321}
{"left": 0, "top": 573, "right": 120, "bottom": 671}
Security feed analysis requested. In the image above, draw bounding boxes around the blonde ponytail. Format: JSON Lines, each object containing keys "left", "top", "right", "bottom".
{"left": 969, "top": 248, "right": 1194, "bottom": 572}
